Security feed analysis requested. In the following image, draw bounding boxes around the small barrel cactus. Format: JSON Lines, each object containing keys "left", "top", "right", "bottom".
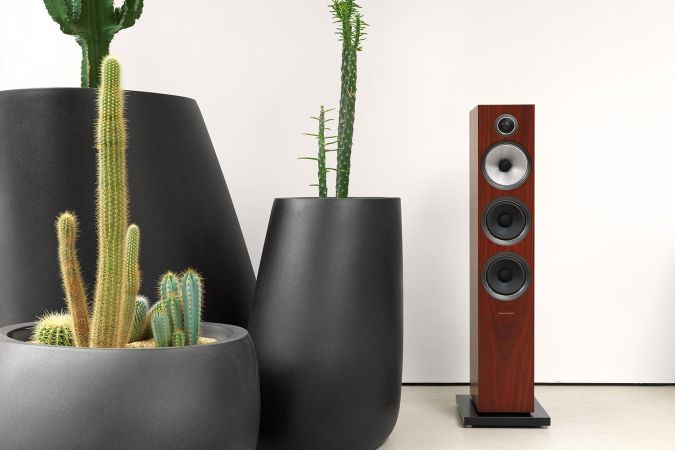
{"left": 32, "top": 313, "right": 74, "bottom": 347}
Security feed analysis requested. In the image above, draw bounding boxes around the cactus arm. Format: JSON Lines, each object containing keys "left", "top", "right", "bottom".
{"left": 172, "top": 329, "right": 185, "bottom": 347}
{"left": 55, "top": 212, "right": 90, "bottom": 347}
{"left": 129, "top": 296, "right": 149, "bottom": 342}
{"left": 166, "top": 296, "right": 183, "bottom": 335}
{"left": 317, "top": 106, "right": 328, "bottom": 198}
{"left": 151, "top": 311, "right": 171, "bottom": 347}
{"left": 43, "top": 0, "right": 81, "bottom": 35}
{"left": 116, "top": 224, "right": 140, "bottom": 346}
{"left": 115, "top": 0, "right": 144, "bottom": 30}
{"left": 181, "top": 270, "right": 203, "bottom": 346}
{"left": 90, "top": 57, "right": 129, "bottom": 348}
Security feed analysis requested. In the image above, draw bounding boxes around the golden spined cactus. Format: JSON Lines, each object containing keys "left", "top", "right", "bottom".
{"left": 90, "top": 56, "right": 130, "bottom": 348}
{"left": 55, "top": 212, "right": 90, "bottom": 347}
{"left": 32, "top": 312, "right": 74, "bottom": 347}
{"left": 116, "top": 224, "right": 141, "bottom": 346}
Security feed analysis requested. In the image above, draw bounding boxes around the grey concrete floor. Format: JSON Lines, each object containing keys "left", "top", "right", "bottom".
{"left": 380, "top": 385, "right": 675, "bottom": 450}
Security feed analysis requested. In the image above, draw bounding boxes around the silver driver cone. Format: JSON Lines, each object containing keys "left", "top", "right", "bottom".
{"left": 482, "top": 143, "right": 530, "bottom": 190}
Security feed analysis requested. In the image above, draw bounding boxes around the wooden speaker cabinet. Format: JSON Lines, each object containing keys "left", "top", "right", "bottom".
{"left": 470, "top": 105, "right": 535, "bottom": 413}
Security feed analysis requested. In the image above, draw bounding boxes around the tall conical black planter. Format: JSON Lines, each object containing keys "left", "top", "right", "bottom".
{"left": 0, "top": 88, "right": 255, "bottom": 327}
{"left": 248, "top": 198, "right": 403, "bottom": 450}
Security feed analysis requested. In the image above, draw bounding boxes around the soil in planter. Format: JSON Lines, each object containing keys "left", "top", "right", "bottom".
{"left": 125, "top": 337, "right": 217, "bottom": 349}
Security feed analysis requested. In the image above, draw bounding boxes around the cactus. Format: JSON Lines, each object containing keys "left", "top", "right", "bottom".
{"left": 32, "top": 312, "right": 74, "bottom": 347}
{"left": 181, "top": 269, "right": 203, "bottom": 346}
{"left": 332, "top": 0, "right": 366, "bottom": 198}
{"left": 116, "top": 224, "right": 140, "bottom": 346}
{"left": 88, "top": 56, "right": 130, "bottom": 348}
{"left": 128, "top": 296, "right": 149, "bottom": 343}
{"left": 151, "top": 311, "right": 171, "bottom": 348}
{"left": 172, "top": 329, "right": 186, "bottom": 347}
{"left": 43, "top": 0, "right": 144, "bottom": 87}
{"left": 55, "top": 212, "right": 90, "bottom": 347}
{"left": 301, "top": 106, "right": 338, "bottom": 198}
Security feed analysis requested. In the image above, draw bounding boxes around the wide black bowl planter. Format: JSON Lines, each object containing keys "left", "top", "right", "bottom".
{"left": 0, "top": 321, "right": 260, "bottom": 449}
{"left": 248, "top": 198, "right": 403, "bottom": 450}
{"left": 0, "top": 88, "right": 255, "bottom": 328}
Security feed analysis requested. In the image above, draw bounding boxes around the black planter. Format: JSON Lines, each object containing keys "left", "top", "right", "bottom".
{"left": 248, "top": 198, "right": 403, "bottom": 450}
{"left": 0, "top": 322, "right": 260, "bottom": 449}
{"left": 0, "top": 88, "right": 255, "bottom": 327}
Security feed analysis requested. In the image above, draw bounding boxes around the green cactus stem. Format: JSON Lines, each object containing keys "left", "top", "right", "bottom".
{"left": 90, "top": 56, "right": 130, "bottom": 348}
{"left": 43, "top": 0, "right": 144, "bottom": 87}
{"left": 181, "top": 269, "right": 203, "bottom": 346}
{"left": 32, "top": 312, "right": 74, "bottom": 347}
{"left": 172, "top": 329, "right": 186, "bottom": 347}
{"left": 129, "top": 296, "right": 149, "bottom": 343}
{"left": 332, "top": 0, "right": 367, "bottom": 198}
{"left": 151, "top": 311, "right": 171, "bottom": 348}
{"left": 301, "top": 106, "right": 338, "bottom": 198}
{"left": 166, "top": 296, "right": 183, "bottom": 335}
{"left": 55, "top": 212, "right": 90, "bottom": 347}
{"left": 116, "top": 224, "right": 140, "bottom": 346}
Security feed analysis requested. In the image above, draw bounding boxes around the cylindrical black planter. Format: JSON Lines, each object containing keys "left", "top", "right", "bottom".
{"left": 0, "top": 322, "right": 260, "bottom": 449}
{"left": 248, "top": 198, "right": 403, "bottom": 450}
{"left": 0, "top": 88, "right": 255, "bottom": 327}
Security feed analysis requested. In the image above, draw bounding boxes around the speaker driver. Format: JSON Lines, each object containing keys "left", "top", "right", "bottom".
{"left": 482, "top": 143, "right": 530, "bottom": 190}
{"left": 482, "top": 198, "right": 531, "bottom": 245}
{"left": 482, "top": 253, "right": 531, "bottom": 301}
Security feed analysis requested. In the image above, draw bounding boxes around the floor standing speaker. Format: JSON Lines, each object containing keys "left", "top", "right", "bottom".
{"left": 458, "top": 105, "right": 549, "bottom": 426}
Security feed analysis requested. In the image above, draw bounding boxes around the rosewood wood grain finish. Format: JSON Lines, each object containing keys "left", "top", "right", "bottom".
{"left": 470, "top": 105, "right": 535, "bottom": 413}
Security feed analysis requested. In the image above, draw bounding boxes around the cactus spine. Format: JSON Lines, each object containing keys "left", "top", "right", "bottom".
{"left": 151, "top": 311, "right": 171, "bottom": 348}
{"left": 181, "top": 269, "right": 203, "bottom": 346}
{"left": 55, "top": 212, "right": 90, "bottom": 347}
{"left": 43, "top": 0, "right": 144, "bottom": 87}
{"left": 332, "top": 0, "right": 366, "bottom": 198}
{"left": 32, "top": 313, "right": 74, "bottom": 347}
{"left": 129, "top": 296, "right": 149, "bottom": 343}
{"left": 89, "top": 56, "right": 130, "bottom": 348}
{"left": 116, "top": 224, "right": 140, "bottom": 346}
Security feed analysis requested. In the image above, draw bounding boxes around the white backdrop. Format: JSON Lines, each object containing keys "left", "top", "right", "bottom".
{"left": 2, "top": 0, "right": 675, "bottom": 383}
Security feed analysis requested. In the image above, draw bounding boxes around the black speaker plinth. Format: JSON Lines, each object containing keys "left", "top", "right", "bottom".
{"left": 456, "top": 395, "right": 551, "bottom": 428}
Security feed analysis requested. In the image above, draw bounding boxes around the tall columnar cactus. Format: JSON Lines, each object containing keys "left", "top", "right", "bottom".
{"left": 89, "top": 56, "right": 132, "bottom": 348}
{"left": 181, "top": 269, "right": 203, "bottom": 346}
{"left": 332, "top": 0, "right": 366, "bottom": 198}
{"left": 129, "top": 296, "right": 149, "bottom": 343}
{"left": 43, "top": 0, "right": 144, "bottom": 87}
{"left": 55, "top": 212, "right": 90, "bottom": 347}
{"left": 32, "top": 313, "right": 74, "bottom": 347}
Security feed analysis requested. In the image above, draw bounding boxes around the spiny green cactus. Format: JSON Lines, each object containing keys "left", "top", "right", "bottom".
{"left": 151, "top": 311, "right": 171, "bottom": 348}
{"left": 43, "top": 0, "right": 144, "bottom": 87}
{"left": 129, "top": 296, "right": 149, "bottom": 343}
{"left": 166, "top": 296, "right": 183, "bottom": 334}
{"left": 32, "top": 312, "right": 74, "bottom": 347}
{"left": 172, "top": 329, "right": 186, "bottom": 347}
{"left": 181, "top": 269, "right": 203, "bottom": 346}
{"left": 301, "top": 106, "right": 339, "bottom": 198}
{"left": 89, "top": 56, "right": 131, "bottom": 348}
{"left": 332, "top": 0, "right": 367, "bottom": 198}
{"left": 55, "top": 212, "right": 90, "bottom": 347}
{"left": 116, "top": 224, "right": 140, "bottom": 346}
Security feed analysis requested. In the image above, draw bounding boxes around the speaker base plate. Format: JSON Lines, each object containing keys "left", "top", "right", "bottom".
{"left": 456, "top": 395, "right": 551, "bottom": 427}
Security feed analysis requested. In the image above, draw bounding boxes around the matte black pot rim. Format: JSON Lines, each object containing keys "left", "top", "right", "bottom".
{"left": 0, "top": 321, "right": 247, "bottom": 351}
{"left": 0, "top": 87, "right": 196, "bottom": 103}
{"left": 274, "top": 197, "right": 400, "bottom": 201}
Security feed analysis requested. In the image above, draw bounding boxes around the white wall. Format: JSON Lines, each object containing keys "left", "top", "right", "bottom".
{"left": 2, "top": 0, "right": 675, "bottom": 383}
